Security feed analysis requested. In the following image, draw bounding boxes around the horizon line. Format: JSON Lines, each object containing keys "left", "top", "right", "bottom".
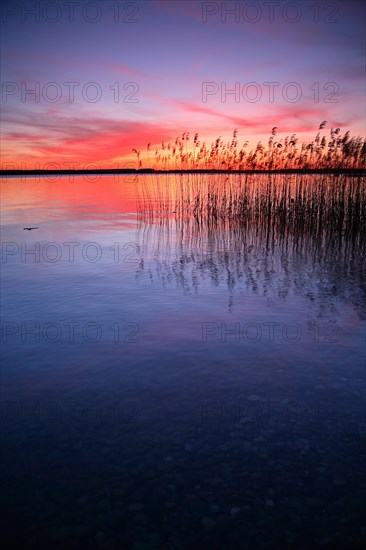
{"left": 1, "top": 168, "right": 366, "bottom": 177}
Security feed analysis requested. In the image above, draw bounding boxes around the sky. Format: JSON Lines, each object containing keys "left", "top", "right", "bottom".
{"left": 1, "top": 0, "right": 365, "bottom": 169}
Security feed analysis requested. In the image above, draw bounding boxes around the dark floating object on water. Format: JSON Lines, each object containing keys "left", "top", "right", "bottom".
{"left": 23, "top": 227, "right": 39, "bottom": 231}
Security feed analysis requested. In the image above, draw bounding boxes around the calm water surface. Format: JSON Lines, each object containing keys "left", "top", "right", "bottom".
{"left": 1, "top": 175, "right": 365, "bottom": 549}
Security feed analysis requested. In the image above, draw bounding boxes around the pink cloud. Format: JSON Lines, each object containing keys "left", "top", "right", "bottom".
{"left": 108, "top": 64, "right": 145, "bottom": 78}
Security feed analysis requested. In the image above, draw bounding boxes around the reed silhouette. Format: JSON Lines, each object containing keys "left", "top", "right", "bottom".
{"left": 133, "top": 124, "right": 366, "bottom": 171}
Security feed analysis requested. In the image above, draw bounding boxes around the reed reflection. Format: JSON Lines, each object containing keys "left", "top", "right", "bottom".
{"left": 135, "top": 174, "right": 366, "bottom": 317}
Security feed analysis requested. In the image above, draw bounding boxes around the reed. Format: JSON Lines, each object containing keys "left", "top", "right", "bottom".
{"left": 133, "top": 124, "right": 366, "bottom": 171}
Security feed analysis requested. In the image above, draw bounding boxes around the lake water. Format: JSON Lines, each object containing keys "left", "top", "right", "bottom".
{"left": 1, "top": 174, "right": 365, "bottom": 548}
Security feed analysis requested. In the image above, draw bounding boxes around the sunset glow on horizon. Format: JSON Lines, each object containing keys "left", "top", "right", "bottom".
{"left": 1, "top": 0, "right": 365, "bottom": 169}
